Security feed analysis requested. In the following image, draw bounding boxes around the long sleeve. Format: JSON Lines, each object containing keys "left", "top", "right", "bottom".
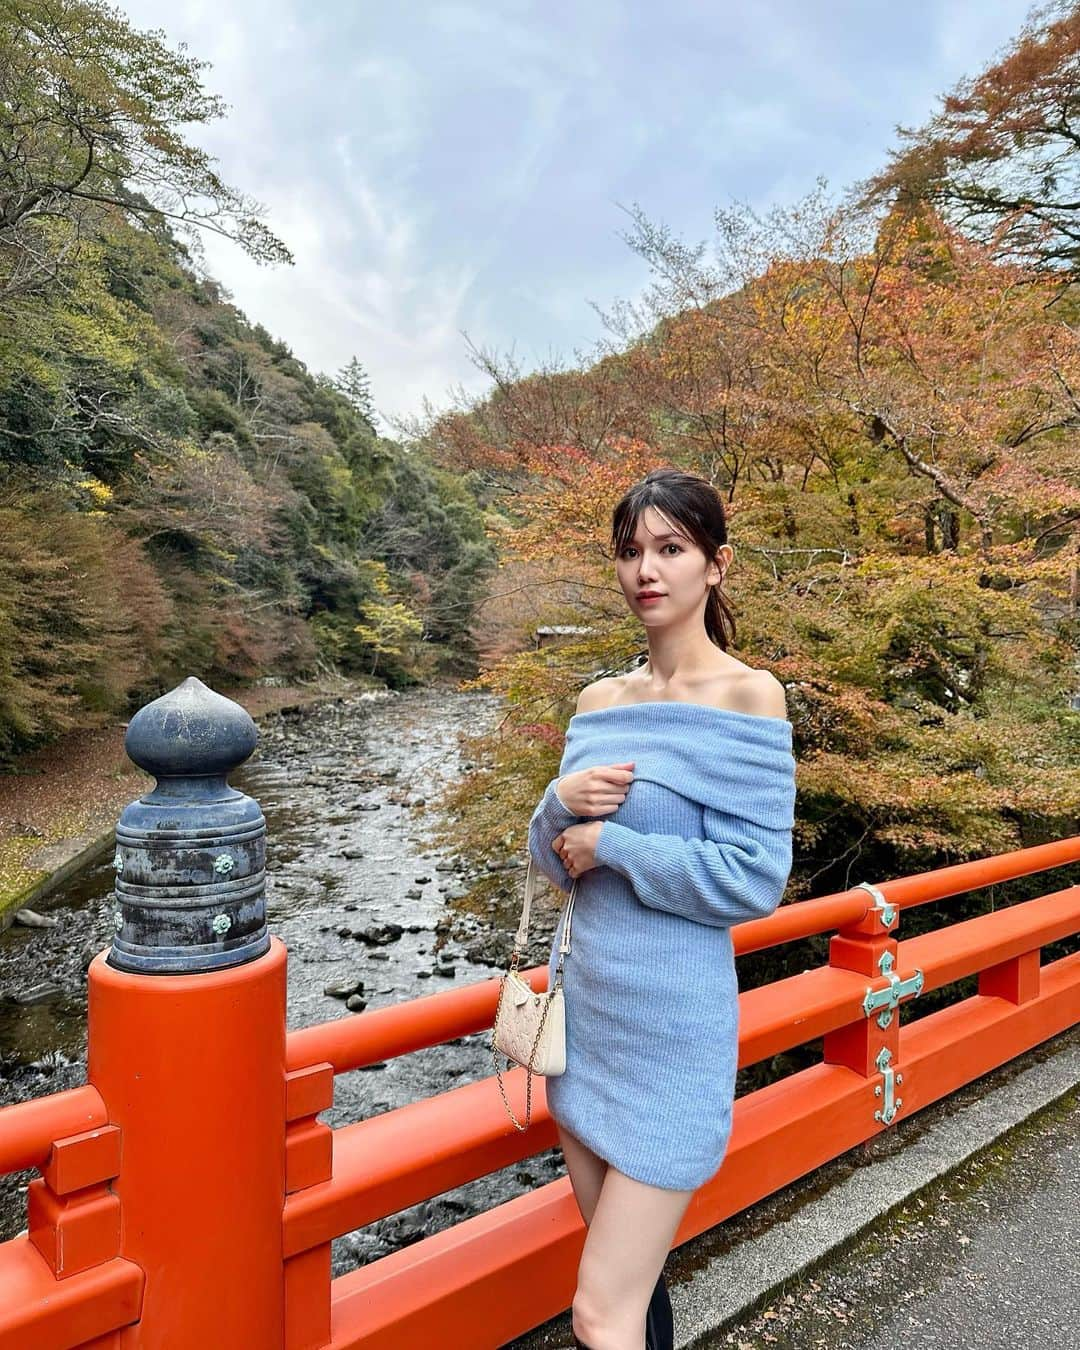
{"left": 592, "top": 804, "right": 792, "bottom": 928}
{"left": 527, "top": 776, "right": 580, "bottom": 892}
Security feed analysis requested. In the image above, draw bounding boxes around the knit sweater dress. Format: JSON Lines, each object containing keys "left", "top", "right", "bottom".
{"left": 527, "top": 700, "right": 796, "bottom": 1191}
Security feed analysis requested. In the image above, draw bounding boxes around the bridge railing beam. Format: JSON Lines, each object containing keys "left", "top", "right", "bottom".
{"left": 1, "top": 675, "right": 1078, "bottom": 1349}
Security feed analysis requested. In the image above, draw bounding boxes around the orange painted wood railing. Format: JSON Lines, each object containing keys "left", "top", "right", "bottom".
{"left": 0, "top": 834, "right": 1077, "bottom": 1349}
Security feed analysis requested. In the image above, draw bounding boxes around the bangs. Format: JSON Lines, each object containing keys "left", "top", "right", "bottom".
{"left": 612, "top": 491, "right": 690, "bottom": 553}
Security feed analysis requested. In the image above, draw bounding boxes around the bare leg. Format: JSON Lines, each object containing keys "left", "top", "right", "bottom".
{"left": 571, "top": 1164, "right": 693, "bottom": 1350}
{"left": 556, "top": 1120, "right": 609, "bottom": 1226}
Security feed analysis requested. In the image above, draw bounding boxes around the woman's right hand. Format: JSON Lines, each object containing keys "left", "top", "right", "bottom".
{"left": 555, "top": 762, "right": 635, "bottom": 816}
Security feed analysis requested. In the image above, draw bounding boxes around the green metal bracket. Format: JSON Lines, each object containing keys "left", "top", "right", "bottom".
{"left": 863, "top": 949, "right": 925, "bottom": 1029}
{"left": 873, "top": 1045, "right": 904, "bottom": 1125}
{"left": 854, "top": 880, "right": 896, "bottom": 929}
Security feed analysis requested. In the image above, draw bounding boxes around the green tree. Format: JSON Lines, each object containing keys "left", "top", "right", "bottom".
{"left": 0, "top": 0, "right": 292, "bottom": 298}
{"left": 352, "top": 561, "right": 425, "bottom": 678}
{"left": 334, "top": 356, "right": 377, "bottom": 428}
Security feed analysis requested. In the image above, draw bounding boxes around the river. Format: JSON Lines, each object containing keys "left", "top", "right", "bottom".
{"left": 0, "top": 684, "right": 566, "bottom": 1273}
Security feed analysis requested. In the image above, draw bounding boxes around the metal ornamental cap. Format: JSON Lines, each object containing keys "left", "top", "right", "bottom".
{"left": 107, "top": 675, "right": 271, "bottom": 974}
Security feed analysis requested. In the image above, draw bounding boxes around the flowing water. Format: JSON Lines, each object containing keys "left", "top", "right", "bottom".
{"left": 0, "top": 685, "right": 566, "bottom": 1273}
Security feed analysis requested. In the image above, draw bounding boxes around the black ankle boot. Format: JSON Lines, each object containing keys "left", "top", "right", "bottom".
{"left": 645, "top": 1270, "right": 674, "bottom": 1350}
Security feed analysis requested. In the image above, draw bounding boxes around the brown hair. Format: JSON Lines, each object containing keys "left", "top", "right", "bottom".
{"left": 611, "top": 468, "right": 736, "bottom": 651}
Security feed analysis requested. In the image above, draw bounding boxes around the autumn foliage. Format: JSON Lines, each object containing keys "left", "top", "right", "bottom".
{"left": 428, "top": 182, "right": 1080, "bottom": 896}
{"left": 859, "top": 0, "right": 1080, "bottom": 273}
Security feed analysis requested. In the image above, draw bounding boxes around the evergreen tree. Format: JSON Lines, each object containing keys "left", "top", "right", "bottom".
{"left": 335, "top": 357, "right": 377, "bottom": 429}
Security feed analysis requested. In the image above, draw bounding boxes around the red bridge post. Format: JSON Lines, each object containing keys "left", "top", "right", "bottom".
{"left": 87, "top": 938, "right": 288, "bottom": 1347}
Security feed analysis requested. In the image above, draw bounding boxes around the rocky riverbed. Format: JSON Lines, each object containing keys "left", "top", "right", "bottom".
{"left": 0, "top": 684, "right": 567, "bottom": 1274}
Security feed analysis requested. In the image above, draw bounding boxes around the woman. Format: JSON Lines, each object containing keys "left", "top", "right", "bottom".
{"left": 527, "top": 467, "right": 797, "bottom": 1350}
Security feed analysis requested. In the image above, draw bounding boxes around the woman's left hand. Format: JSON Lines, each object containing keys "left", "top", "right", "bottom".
{"left": 552, "top": 821, "right": 603, "bottom": 879}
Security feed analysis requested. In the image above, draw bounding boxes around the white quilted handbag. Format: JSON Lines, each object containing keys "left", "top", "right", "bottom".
{"left": 490, "top": 857, "right": 577, "bottom": 1131}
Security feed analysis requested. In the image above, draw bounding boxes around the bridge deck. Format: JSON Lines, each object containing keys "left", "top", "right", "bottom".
{"left": 505, "top": 1025, "right": 1080, "bottom": 1349}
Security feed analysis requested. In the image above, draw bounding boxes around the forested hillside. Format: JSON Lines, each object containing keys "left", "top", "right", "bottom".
{"left": 6, "top": 0, "right": 1080, "bottom": 914}
{"left": 0, "top": 0, "right": 495, "bottom": 767}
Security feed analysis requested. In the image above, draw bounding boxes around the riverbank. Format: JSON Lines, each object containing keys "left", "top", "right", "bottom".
{"left": 0, "top": 682, "right": 540, "bottom": 1266}
{"left": 0, "top": 670, "right": 382, "bottom": 925}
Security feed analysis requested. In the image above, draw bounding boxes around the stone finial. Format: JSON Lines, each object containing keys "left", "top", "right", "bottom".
{"left": 123, "top": 675, "right": 258, "bottom": 781}
{"left": 108, "top": 676, "right": 270, "bottom": 974}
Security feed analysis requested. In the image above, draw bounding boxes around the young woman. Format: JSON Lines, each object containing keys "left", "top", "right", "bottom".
{"left": 527, "top": 468, "right": 797, "bottom": 1350}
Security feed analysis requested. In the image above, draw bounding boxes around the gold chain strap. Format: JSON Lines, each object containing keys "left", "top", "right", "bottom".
{"left": 490, "top": 946, "right": 566, "bottom": 1132}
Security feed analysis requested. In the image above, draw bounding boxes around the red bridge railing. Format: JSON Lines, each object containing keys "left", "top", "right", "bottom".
{"left": 1, "top": 836, "right": 1077, "bottom": 1348}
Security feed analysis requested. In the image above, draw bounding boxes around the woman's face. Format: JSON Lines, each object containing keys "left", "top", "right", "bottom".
{"left": 614, "top": 504, "right": 729, "bottom": 626}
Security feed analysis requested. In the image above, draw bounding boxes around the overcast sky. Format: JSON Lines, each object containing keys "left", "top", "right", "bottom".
{"left": 120, "top": 0, "right": 1037, "bottom": 432}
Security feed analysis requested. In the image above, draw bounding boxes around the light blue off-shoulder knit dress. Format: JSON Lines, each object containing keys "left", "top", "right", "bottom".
{"left": 527, "top": 700, "right": 797, "bottom": 1191}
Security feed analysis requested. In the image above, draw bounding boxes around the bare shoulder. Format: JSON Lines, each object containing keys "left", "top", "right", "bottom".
{"left": 705, "top": 663, "right": 788, "bottom": 720}
{"left": 574, "top": 676, "right": 625, "bottom": 715}
{"left": 739, "top": 669, "right": 788, "bottom": 721}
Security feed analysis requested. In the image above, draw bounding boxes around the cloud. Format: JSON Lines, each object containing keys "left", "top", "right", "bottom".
{"left": 119, "top": 0, "right": 1037, "bottom": 429}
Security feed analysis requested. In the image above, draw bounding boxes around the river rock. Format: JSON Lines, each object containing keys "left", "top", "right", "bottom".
{"left": 325, "top": 979, "right": 364, "bottom": 999}
{"left": 394, "top": 1219, "right": 426, "bottom": 1246}
{"left": 12, "top": 983, "right": 64, "bottom": 1005}
{"left": 464, "top": 932, "right": 515, "bottom": 966}
{"left": 14, "top": 908, "right": 59, "bottom": 928}
{"left": 345, "top": 994, "right": 368, "bottom": 1012}
{"left": 355, "top": 923, "right": 404, "bottom": 945}
{"left": 341, "top": 847, "right": 365, "bottom": 860}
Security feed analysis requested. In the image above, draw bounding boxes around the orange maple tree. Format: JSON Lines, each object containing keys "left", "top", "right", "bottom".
{"left": 427, "top": 186, "right": 1080, "bottom": 897}
{"left": 859, "top": 0, "right": 1080, "bottom": 274}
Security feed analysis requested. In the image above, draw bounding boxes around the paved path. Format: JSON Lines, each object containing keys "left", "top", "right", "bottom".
{"left": 704, "top": 1085, "right": 1078, "bottom": 1349}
